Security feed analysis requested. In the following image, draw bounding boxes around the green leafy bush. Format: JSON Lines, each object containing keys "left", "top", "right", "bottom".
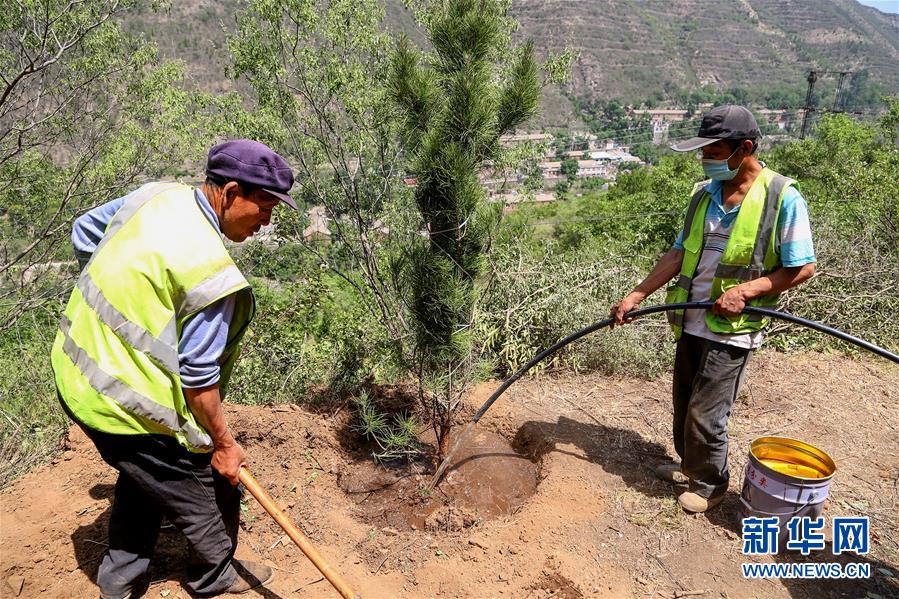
{"left": 227, "top": 269, "right": 396, "bottom": 406}
{"left": 763, "top": 107, "right": 899, "bottom": 353}
{"left": 0, "top": 312, "right": 67, "bottom": 487}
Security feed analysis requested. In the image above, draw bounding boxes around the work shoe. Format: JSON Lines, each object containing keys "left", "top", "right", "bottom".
{"left": 678, "top": 491, "right": 724, "bottom": 513}
{"left": 654, "top": 462, "right": 689, "bottom": 484}
{"left": 225, "top": 559, "right": 274, "bottom": 594}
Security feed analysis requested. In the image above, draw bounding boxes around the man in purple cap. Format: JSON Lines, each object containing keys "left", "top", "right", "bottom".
{"left": 54, "top": 140, "right": 296, "bottom": 597}
{"left": 611, "top": 106, "right": 816, "bottom": 513}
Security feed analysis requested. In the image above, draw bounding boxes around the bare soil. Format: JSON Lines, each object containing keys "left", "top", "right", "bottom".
{"left": 338, "top": 425, "right": 538, "bottom": 533}
{"left": 1, "top": 351, "right": 898, "bottom": 599}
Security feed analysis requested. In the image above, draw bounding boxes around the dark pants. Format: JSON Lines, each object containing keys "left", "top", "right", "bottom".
{"left": 672, "top": 333, "right": 752, "bottom": 499}
{"left": 61, "top": 398, "right": 239, "bottom": 597}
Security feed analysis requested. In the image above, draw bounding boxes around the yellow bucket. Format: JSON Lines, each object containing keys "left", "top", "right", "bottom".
{"left": 740, "top": 437, "right": 836, "bottom": 546}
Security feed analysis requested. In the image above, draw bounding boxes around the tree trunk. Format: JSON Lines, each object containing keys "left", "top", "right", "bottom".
{"left": 437, "top": 420, "right": 453, "bottom": 461}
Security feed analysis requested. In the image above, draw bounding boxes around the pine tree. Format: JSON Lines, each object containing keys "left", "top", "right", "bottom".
{"left": 389, "top": 0, "right": 539, "bottom": 457}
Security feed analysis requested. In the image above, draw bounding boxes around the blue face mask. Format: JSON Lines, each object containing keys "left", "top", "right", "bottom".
{"left": 702, "top": 145, "right": 744, "bottom": 181}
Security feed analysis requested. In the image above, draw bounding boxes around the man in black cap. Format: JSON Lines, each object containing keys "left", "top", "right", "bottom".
{"left": 55, "top": 140, "right": 296, "bottom": 597}
{"left": 611, "top": 106, "right": 816, "bottom": 513}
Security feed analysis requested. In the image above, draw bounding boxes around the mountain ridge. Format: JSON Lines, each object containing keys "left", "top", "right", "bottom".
{"left": 128, "top": 0, "right": 899, "bottom": 126}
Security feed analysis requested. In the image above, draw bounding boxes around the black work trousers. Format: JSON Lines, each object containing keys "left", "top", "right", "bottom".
{"left": 62, "top": 400, "right": 240, "bottom": 597}
{"left": 672, "top": 333, "right": 752, "bottom": 499}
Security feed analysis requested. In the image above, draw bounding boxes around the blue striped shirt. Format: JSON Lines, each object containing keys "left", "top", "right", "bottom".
{"left": 671, "top": 178, "right": 815, "bottom": 348}
{"left": 72, "top": 187, "right": 235, "bottom": 388}
{"left": 673, "top": 180, "right": 815, "bottom": 265}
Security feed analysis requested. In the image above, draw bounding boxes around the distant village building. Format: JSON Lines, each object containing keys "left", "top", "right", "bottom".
{"left": 492, "top": 190, "right": 555, "bottom": 214}
{"left": 631, "top": 108, "right": 690, "bottom": 123}
{"left": 652, "top": 120, "right": 670, "bottom": 145}
{"left": 757, "top": 109, "right": 803, "bottom": 131}
{"left": 587, "top": 148, "right": 642, "bottom": 164}
{"left": 303, "top": 205, "right": 331, "bottom": 245}
{"left": 598, "top": 139, "right": 625, "bottom": 151}
{"left": 499, "top": 132, "right": 553, "bottom": 146}
{"left": 252, "top": 223, "right": 277, "bottom": 241}
{"left": 370, "top": 218, "right": 391, "bottom": 241}
{"left": 576, "top": 160, "right": 606, "bottom": 178}
{"left": 541, "top": 161, "right": 562, "bottom": 180}
{"left": 591, "top": 148, "right": 641, "bottom": 180}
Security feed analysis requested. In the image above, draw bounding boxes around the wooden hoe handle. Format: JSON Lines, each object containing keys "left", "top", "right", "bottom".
{"left": 238, "top": 467, "right": 362, "bottom": 599}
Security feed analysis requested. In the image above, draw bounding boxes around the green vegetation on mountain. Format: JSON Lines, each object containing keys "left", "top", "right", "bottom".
{"left": 124, "top": 1, "right": 898, "bottom": 126}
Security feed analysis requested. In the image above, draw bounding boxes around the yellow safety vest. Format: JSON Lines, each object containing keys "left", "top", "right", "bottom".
{"left": 666, "top": 168, "right": 797, "bottom": 340}
{"left": 51, "top": 182, "right": 255, "bottom": 452}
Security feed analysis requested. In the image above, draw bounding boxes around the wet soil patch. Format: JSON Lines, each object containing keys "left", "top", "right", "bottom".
{"left": 338, "top": 426, "right": 539, "bottom": 532}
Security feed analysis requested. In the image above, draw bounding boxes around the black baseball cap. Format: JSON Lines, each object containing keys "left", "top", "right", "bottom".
{"left": 670, "top": 105, "right": 761, "bottom": 152}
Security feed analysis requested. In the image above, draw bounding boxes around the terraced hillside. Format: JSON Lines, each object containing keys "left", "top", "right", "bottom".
{"left": 512, "top": 0, "right": 899, "bottom": 103}
{"left": 128, "top": 0, "right": 899, "bottom": 124}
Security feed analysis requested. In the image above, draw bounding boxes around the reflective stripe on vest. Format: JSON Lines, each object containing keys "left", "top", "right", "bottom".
{"left": 58, "top": 315, "right": 213, "bottom": 449}
{"left": 179, "top": 264, "right": 249, "bottom": 320}
{"left": 665, "top": 183, "right": 710, "bottom": 334}
{"left": 714, "top": 174, "right": 790, "bottom": 283}
{"left": 666, "top": 170, "right": 795, "bottom": 339}
{"left": 77, "top": 271, "right": 180, "bottom": 373}
{"left": 52, "top": 182, "right": 254, "bottom": 451}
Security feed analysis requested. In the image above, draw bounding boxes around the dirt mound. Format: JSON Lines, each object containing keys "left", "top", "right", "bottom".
{"left": 1, "top": 352, "right": 898, "bottom": 598}
{"left": 338, "top": 427, "right": 539, "bottom": 532}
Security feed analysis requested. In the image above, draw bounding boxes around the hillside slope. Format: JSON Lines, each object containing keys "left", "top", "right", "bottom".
{"left": 514, "top": 0, "right": 898, "bottom": 103}
{"left": 126, "top": 0, "right": 899, "bottom": 125}
{"left": 3, "top": 353, "right": 897, "bottom": 598}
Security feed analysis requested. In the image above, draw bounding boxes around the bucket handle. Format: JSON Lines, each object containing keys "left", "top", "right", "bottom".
{"left": 739, "top": 491, "right": 818, "bottom": 519}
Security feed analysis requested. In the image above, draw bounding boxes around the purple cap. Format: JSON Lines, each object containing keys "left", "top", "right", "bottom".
{"left": 205, "top": 139, "right": 296, "bottom": 209}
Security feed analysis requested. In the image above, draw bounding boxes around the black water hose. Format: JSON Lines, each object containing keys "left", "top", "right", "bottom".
{"left": 472, "top": 301, "right": 899, "bottom": 423}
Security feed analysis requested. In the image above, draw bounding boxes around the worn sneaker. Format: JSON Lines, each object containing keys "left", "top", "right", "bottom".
{"left": 225, "top": 559, "right": 274, "bottom": 594}
{"left": 654, "top": 462, "right": 689, "bottom": 484}
{"left": 678, "top": 491, "right": 724, "bottom": 513}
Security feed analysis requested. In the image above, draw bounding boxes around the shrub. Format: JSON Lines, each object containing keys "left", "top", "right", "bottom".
{"left": 352, "top": 390, "right": 420, "bottom": 463}
{"left": 764, "top": 108, "right": 899, "bottom": 354}
{"left": 0, "top": 312, "right": 67, "bottom": 487}
{"left": 476, "top": 236, "right": 673, "bottom": 378}
{"left": 228, "top": 272, "right": 396, "bottom": 407}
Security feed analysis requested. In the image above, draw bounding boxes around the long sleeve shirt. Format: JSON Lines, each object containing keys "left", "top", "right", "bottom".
{"left": 72, "top": 187, "right": 235, "bottom": 388}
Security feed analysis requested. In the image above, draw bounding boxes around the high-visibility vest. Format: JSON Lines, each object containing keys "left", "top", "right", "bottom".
{"left": 665, "top": 168, "right": 797, "bottom": 340}
{"left": 51, "top": 182, "right": 255, "bottom": 452}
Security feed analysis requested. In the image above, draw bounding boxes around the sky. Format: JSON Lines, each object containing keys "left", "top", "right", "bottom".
{"left": 855, "top": 0, "right": 899, "bottom": 13}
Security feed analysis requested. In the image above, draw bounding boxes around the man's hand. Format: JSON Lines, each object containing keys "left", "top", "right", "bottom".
{"left": 211, "top": 441, "right": 247, "bottom": 486}
{"left": 183, "top": 384, "right": 246, "bottom": 486}
{"left": 611, "top": 291, "right": 646, "bottom": 327}
{"left": 712, "top": 286, "right": 747, "bottom": 317}
{"left": 610, "top": 248, "right": 684, "bottom": 328}
{"left": 711, "top": 265, "right": 816, "bottom": 319}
